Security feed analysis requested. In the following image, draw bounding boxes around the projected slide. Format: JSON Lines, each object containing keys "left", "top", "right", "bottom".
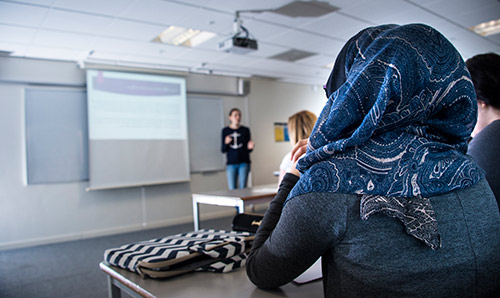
{"left": 88, "top": 71, "right": 186, "bottom": 140}
{"left": 87, "top": 70, "right": 189, "bottom": 190}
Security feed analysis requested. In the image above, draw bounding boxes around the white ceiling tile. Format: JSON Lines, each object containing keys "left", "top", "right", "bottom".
{"left": 0, "top": 2, "right": 49, "bottom": 27}
{"left": 452, "top": 4, "right": 500, "bottom": 28}
{"left": 175, "top": 9, "right": 234, "bottom": 35}
{"left": 296, "top": 54, "right": 336, "bottom": 67}
{"left": 485, "top": 34, "right": 500, "bottom": 48}
{"left": 0, "top": 24, "right": 37, "bottom": 44}
{"left": 299, "top": 13, "right": 371, "bottom": 40}
{"left": 210, "top": 52, "right": 259, "bottom": 66}
{"left": 202, "top": 0, "right": 291, "bottom": 13}
{"left": 245, "top": 42, "right": 290, "bottom": 58}
{"left": 316, "top": 68, "right": 332, "bottom": 79}
{"left": 7, "top": 0, "right": 54, "bottom": 5}
{"left": 143, "top": 42, "right": 188, "bottom": 58}
{"left": 326, "top": 0, "right": 371, "bottom": 10}
{"left": 249, "top": 11, "right": 323, "bottom": 28}
{"left": 52, "top": 0, "right": 135, "bottom": 17}
{"left": 24, "top": 45, "right": 83, "bottom": 61}
{"left": 175, "top": 0, "right": 213, "bottom": 6}
{"left": 405, "top": 0, "right": 442, "bottom": 6}
{"left": 194, "top": 35, "right": 223, "bottom": 51}
{"left": 0, "top": 42, "right": 29, "bottom": 55}
{"left": 401, "top": 0, "right": 500, "bottom": 28}
{"left": 341, "top": 0, "right": 414, "bottom": 24}
{"left": 120, "top": 0, "right": 194, "bottom": 26}
{"left": 446, "top": 29, "right": 500, "bottom": 59}
{"left": 41, "top": 9, "right": 112, "bottom": 34}
{"left": 175, "top": 47, "right": 228, "bottom": 63}
{"left": 428, "top": 21, "right": 465, "bottom": 42}
{"left": 101, "top": 19, "right": 166, "bottom": 42}
{"left": 429, "top": 21, "right": 500, "bottom": 57}
{"left": 241, "top": 19, "right": 289, "bottom": 42}
{"left": 375, "top": 9, "right": 444, "bottom": 28}
{"left": 89, "top": 37, "right": 146, "bottom": 54}
{"left": 249, "top": 59, "right": 319, "bottom": 76}
{"left": 32, "top": 30, "right": 94, "bottom": 49}
{"left": 270, "top": 29, "right": 345, "bottom": 56}
{"left": 401, "top": 1, "right": 498, "bottom": 38}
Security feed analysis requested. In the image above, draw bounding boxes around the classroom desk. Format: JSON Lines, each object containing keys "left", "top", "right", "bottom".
{"left": 99, "top": 261, "right": 323, "bottom": 298}
{"left": 192, "top": 184, "right": 277, "bottom": 230}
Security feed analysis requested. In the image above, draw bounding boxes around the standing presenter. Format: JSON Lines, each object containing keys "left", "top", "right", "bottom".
{"left": 221, "top": 108, "right": 254, "bottom": 190}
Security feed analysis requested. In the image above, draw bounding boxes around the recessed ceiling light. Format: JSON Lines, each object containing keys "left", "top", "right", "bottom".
{"left": 470, "top": 18, "right": 500, "bottom": 36}
{"left": 152, "top": 26, "right": 216, "bottom": 47}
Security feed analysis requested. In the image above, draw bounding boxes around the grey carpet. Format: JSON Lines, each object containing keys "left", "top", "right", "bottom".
{"left": 0, "top": 215, "right": 235, "bottom": 298}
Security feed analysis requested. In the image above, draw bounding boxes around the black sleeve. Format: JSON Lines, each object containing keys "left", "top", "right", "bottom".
{"left": 251, "top": 173, "right": 299, "bottom": 250}
{"left": 246, "top": 174, "right": 344, "bottom": 289}
{"left": 221, "top": 128, "right": 229, "bottom": 153}
{"left": 468, "top": 121, "right": 500, "bottom": 202}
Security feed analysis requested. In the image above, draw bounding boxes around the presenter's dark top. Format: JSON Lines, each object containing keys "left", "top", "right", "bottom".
{"left": 221, "top": 126, "right": 252, "bottom": 165}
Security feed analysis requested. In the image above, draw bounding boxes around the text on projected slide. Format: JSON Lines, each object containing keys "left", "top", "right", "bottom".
{"left": 87, "top": 70, "right": 187, "bottom": 140}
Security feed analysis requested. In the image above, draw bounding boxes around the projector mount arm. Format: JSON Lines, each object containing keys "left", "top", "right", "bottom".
{"left": 233, "top": 9, "right": 270, "bottom": 39}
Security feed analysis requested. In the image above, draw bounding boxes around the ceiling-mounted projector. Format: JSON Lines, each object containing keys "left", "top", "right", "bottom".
{"left": 217, "top": 11, "right": 258, "bottom": 54}
{"left": 217, "top": 36, "right": 257, "bottom": 54}
{"left": 217, "top": 2, "right": 338, "bottom": 55}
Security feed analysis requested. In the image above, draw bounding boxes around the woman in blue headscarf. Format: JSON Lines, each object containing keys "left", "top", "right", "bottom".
{"left": 246, "top": 24, "right": 500, "bottom": 297}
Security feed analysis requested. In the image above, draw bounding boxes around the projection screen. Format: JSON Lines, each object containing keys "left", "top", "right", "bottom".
{"left": 86, "top": 70, "right": 189, "bottom": 190}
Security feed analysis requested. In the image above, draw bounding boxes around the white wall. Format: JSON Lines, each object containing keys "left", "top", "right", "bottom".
{"left": 247, "top": 79, "right": 326, "bottom": 185}
{"left": 0, "top": 57, "right": 327, "bottom": 250}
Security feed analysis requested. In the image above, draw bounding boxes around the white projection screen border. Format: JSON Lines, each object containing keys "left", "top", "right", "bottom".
{"left": 86, "top": 69, "right": 190, "bottom": 190}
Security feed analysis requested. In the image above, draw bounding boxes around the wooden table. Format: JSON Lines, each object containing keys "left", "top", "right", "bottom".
{"left": 100, "top": 261, "right": 323, "bottom": 298}
{"left": 192, "top": 184, "right": 277, "bottom": 230}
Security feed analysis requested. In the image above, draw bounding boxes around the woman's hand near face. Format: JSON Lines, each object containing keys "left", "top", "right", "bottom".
{"left": 289, "top": 139, "right": 308, "bottom": 177}
{"left": 291, "top": 139, "right": 308, "bottom": 163}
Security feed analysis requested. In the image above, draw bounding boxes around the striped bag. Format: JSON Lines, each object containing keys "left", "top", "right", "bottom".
{"left": 104, "top": 229, "right": 253, "bottom": 279}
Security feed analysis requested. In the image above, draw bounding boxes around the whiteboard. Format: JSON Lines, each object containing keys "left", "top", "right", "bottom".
{"left": 25, "top": 88, "right": 88, "bottom": 184}
{"left": 187, "top": 96, "right": 225, "bottom": 172}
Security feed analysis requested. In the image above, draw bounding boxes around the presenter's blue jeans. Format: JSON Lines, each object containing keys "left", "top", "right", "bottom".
{"left": 226, "top": 163, "right": 250, "bottom": 190}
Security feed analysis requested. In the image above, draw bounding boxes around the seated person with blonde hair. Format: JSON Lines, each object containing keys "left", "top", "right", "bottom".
{"left": 278, "top": 110, "right": 317, "bottom": 185}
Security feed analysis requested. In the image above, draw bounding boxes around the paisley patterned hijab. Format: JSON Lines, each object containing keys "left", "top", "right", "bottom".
{"left": 287, "top": 24, "right": 483, "bottom": 249}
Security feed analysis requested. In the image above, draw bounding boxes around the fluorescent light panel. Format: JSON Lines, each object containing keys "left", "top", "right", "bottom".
{"left": 471, "top": 19, "right": 500, "bottom": 36}
{"left": 153, "top": 26, "right": 216, "bottom": 47}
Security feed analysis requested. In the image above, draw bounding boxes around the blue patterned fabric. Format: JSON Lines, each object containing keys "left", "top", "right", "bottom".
{"left": 287, "top": 24, "right": 484, "bottom": 249}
